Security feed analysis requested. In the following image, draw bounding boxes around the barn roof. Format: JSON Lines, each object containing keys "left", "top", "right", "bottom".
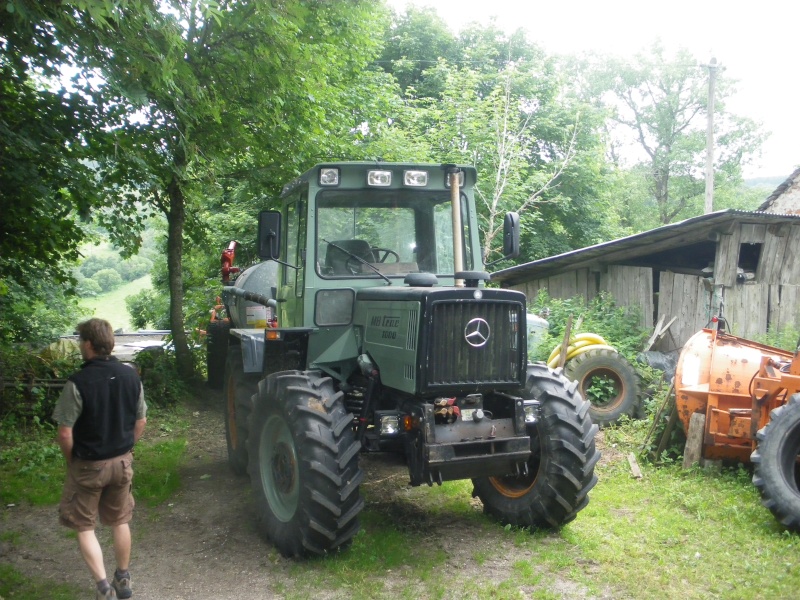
{"left": 491, "top": 209, "right": 800, "bottom": 286}
{"left": 758, "top": 167, "right": 800, "bottom": 211}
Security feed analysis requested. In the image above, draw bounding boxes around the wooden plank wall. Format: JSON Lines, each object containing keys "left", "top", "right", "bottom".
{"left": 600, "top": 265, "right": 654, "bottom": 329}
{"left": 508, "top": 222, "right": 800, "bottom": 349}
{"left": 511, "top": 269, "right": 598, "bottom": 308}
{"left": 768, "top": 285, "right": 800, "bottom": 331}
{"left": 722, "top": 285, "right": 769, "bottom": 338}
{"left": 657, "top": 271, "right": 714, "bottom": 349}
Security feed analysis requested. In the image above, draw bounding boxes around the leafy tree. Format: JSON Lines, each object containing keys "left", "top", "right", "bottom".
{"left": 588, "top": 43, "right": 765, "bottom": 225}
{"left": 76, "top": 277, "right": 102, "bottom": 298}
{"left": 8, "top": 0, "right": 392, "bottom": 377}
{"left": 0, "top": 271, "right": 84, "bottom": 345}
{"left": 379, "top": 17, "right": 611, "bottom": 263}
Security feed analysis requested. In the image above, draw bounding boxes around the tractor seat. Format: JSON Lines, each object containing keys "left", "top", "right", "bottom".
{"left": 325, "top": 240, "right": 376, "bottom": 274}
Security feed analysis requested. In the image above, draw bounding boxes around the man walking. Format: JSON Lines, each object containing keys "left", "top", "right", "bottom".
{"left": 53, "top": 319, "right": 147, "bottom": 599}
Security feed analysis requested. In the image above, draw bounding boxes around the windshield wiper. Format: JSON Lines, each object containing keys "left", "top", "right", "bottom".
{"left": 322, "top": 239, "right": 391, "bottom": 285}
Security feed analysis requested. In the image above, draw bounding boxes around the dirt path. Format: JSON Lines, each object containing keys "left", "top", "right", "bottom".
{"left": 1, "top": 391, "right": 609, "bottom": 599}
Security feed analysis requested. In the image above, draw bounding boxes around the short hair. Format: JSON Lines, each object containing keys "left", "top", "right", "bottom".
{"left": 76, "top": 318, "right": 115, "bottom": 356}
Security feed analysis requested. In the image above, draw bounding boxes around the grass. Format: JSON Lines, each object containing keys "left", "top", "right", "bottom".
{"left": 2, "top": 403, "right": 799, "bottom": 599}
{"left": 0, "top": 406, "right": 188, "bottom": 600}
{"left": 0, "top": 563, "right": 82, "bottom": 600}
{"left": 78, "top": 275, "right": 151, "bottom": 332}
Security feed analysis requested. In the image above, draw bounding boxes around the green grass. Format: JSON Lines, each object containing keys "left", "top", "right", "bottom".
{"left": 79, "top": 275, "right": 151, "bottom": 332}
{"left": 0, "top": 563, "right": 82, "bottom": 600}
{"left": 0, "top": 407, "right": 187, "bottom": 507}
{"left": 2, "top": 405, "right": 800, "bottom": 599}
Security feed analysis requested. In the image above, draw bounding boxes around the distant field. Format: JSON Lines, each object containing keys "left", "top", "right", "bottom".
{"left": 79, "top": 275, "right": 151, "bottom": 332}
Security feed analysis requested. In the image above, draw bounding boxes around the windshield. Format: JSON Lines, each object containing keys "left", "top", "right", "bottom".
{"left": 316, "top": 189, "right": 473, "bottom": 278}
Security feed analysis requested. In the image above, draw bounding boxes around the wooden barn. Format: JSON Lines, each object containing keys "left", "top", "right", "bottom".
{"left": 492, "top": 209, "right": 800, "bottom": 351}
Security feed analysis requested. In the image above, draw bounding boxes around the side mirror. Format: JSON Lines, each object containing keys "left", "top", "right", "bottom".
{"left": 502, "top": 212, "right": 520, "bottom": 259}
{"left": 258, "top": 210, "right": 281, "bottom": 260}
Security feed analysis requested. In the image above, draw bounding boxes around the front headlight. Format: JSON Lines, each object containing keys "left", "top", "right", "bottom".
{"left": 380, "top": 414, "right": 400, "bottom": 435}
{"left": 523, "top": 403, "right": 538, "bottom": 424}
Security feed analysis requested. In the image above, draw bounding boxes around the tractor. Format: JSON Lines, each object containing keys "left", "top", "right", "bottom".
{"left": 675, "top": 320, "right": 800, "bottom": 529}
{"left": 206, "top": 162, "right": 600, "bottom": 557}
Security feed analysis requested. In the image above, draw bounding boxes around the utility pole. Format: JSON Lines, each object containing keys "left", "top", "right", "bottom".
{"left": 704, "top": 57, "right": 718, "bottom": 214}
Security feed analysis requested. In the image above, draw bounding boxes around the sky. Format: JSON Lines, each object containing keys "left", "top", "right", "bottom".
{"left": 387, "top": 0, "right": 798, "bottom": 180}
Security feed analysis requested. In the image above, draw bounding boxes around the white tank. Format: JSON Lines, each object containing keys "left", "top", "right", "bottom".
{"left": 228, "top": 261, "right": 279, "bottom": 329}
{"left": 526, "top": 313, "right": 549, "bottom": 360}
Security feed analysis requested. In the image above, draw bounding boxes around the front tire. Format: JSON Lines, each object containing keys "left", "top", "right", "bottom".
{"left": 247, "top": 371, "right": 364, "bottom": 557}
{"left": 472, "top": 363, "right": 600, "bottom": 528}
{"left": 751, "top": 393, "right": 800, "bottom": 531}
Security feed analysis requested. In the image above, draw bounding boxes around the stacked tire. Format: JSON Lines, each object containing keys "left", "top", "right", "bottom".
{"left": 564, "top": 348, "right": 641, "bottom": 427}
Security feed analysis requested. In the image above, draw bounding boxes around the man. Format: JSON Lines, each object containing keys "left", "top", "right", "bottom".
{"left": 53, "top": 319, "right": 147, "bottom": 599}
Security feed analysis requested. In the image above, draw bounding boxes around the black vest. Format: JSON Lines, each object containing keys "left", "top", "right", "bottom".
{"left": 69, "top": 357, "right": 142, "bottom": 460}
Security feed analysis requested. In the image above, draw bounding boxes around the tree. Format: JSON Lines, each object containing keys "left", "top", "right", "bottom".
{"left": 6, "top": 0, "right": 392, "bottom": 376}
{"left": 379, "top": 15, "right": 612, "bottom": 263}
{"left": 590, "top": 43, "right": 765, "bottom": 225}
{"left": 0, "top": 1, "right": 113, "bottom": 290}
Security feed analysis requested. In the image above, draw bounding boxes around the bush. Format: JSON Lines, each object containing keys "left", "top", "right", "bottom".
{"left": 118, "top": 256, "right": 153, "bottom": 282}
{"left": 126, "top": 288, "right": 170, "bottom": 330}
{"left": 529, "top": 290, "right": 648, "bottom": 361}
{"left": 76, "top": 277, "right": 102, "bottom": 298}
{"left": 0, "top": 343, "right": 82, "bottom": 424}
{"left": 92, "top": 268, "right": 123, "bottom": 292}
{"left": 133, "top": 347, "right": 189, "bottom": 408}
{"left": 79, "top": 254, "right": 120, "bottom": 278}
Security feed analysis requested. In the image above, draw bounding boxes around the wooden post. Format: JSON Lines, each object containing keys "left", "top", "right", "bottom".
{"left": 556, "top": 315, "right": 573, "bottom": 369}
{"left": 682, "top": 412, "right": 706, "bottom": 469}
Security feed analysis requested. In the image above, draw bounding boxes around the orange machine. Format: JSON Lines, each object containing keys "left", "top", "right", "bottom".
{"left": 675, "top": 322, "right": 800, "bottom": 529}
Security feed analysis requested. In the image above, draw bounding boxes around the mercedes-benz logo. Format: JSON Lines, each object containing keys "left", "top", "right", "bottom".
{"left": 464, "top": 317, "right": 491, "bottom": 348}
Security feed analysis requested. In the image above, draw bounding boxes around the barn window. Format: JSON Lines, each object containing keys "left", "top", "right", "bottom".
{"left": 737, "top": 243, "right": 762, "bottom": 282}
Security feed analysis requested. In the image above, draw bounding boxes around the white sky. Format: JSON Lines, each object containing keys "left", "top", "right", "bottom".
{"left": 387, "top": 0, "right": 798, "bottom": 179}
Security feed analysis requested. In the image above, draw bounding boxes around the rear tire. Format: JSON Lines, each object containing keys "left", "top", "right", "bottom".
{"left": 472, "top": 363, "right": 600, "bottom": 528}
{"left": 207, "top": 319, "right": 230, "bottom": 389}
{"left": 564, "top": 348, "right": 641, "bottom": 427}
{"left": 223, "top": 349, "right": 257, "bottom": 475}
{"left": 247, "top": 370, "right": 364, "bottom": 557}
{"left": 751, "top": 393, "right": 800, "bottom": 531}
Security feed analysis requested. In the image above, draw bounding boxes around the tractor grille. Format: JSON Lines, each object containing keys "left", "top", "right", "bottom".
{"left": 426, "top": 300, "right": 524, "bottom": 389}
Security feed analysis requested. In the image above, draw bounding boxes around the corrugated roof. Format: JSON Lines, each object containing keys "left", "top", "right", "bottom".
{"left": 491, "top": 209, "right": 800, "bottom": 286}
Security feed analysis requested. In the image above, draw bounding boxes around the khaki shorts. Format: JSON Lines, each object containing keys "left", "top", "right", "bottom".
{"left": 58, "top": 452, "right": 135, "bottom": 532}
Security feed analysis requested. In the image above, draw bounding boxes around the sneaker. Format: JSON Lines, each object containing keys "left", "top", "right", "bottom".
{"left": 111, "top": 572, "right": 132, "bottom": 599}
{"left": 96, "top": 587, "right": 117, "bottom": 599}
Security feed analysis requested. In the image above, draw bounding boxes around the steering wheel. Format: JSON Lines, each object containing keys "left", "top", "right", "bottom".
{"left": 371, "top": 247, "right": 399, "bottom": 263}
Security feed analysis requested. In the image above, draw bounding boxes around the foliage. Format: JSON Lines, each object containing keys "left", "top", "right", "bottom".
{"left": 0, "top": 416, "right": 63, "bottom": 505}
{"left": 75, "top": 276, "right": 102, "bottom": 298}
{"left": 126, "top": 288, "right": 170, "bottom": 331}
{"left": 755, "top": 323, "right": 800, "bottom": 353}
{"left": 377, "top": 12, "right": 614, "bottom": 263}
{"left": 132, "top": 348, "right": 191, "bottom": 408}
{"left": 530, "top": 290, "right": 648, "bottom": 361}
{"left": 91, "top": 267, "right": 123, "bottom": 292}
{"left": 0, "top": 274, "right": 85, "bottom": 345}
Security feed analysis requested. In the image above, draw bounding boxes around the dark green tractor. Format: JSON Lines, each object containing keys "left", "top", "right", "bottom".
{"left": 210, "top": 162, "right": 599, "bottom": 557}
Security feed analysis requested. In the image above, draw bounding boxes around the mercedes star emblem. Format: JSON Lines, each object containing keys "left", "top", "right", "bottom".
{"left": 464, "top": 317, "right": 491, "bottom": 348}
